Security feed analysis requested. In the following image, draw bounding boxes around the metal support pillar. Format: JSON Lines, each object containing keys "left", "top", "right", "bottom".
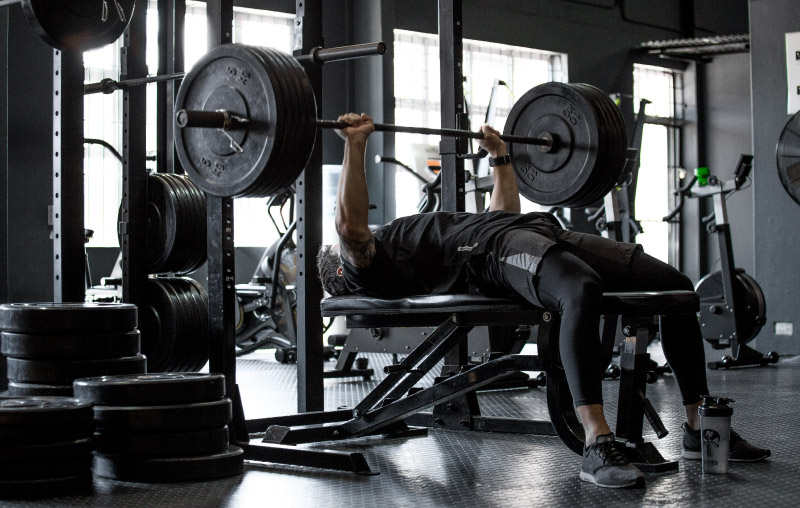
{"left": 157, "top": 0, "right": 185, "bottom": 174}
{"left": 52, "top": 48, "right": 86, "bottom": 302}
{"left": 204, "top": 0, "right": 247, "bottom": 442}
{"left": 294, "top": 0, "right": 325, "bottom": 413}
{"left": 121, "top": 0, "right": 149, "bottom": 309}
{"left": 438, "top": 0, "right": 466, "bottom": 213}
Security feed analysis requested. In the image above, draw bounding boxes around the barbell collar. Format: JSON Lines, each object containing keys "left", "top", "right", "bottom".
{"left": 295, "top": 42, "right": 387, "bottom": 65}
{"left": 176, "top": 109, "right": 248, "bottom": 131}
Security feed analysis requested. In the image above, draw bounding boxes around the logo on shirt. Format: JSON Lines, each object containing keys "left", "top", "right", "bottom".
{"left": 457, "top": 243, "right": 479, "bottom": 252}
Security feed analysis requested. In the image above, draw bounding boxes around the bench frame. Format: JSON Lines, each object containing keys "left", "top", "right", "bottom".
{"left": 252, "top": 291, "right": 698, "bottom": 473}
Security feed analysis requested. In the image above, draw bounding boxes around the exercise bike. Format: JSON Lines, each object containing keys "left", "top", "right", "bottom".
{"left": 663, "top": 154, "right": 778, "bottom": 369}
{"left": 234, "top": 187, "right": 336, "bottom": 363}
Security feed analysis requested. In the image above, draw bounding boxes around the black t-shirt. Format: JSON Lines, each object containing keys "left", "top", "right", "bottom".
{"left": 341, "top": 210, "right": 562, "bottom": 298}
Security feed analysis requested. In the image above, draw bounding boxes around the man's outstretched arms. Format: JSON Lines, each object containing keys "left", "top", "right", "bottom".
{"left": 334, "top": 113, "right": 377, "bottom": 268}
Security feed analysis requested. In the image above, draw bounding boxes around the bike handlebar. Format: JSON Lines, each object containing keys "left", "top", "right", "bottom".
{"left": 662, "top": 175, "right": 698, "bottom": 222}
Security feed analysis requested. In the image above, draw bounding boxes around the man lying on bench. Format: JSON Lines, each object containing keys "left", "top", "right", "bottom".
{"left": 316, "top": 112, "right": 770, "bottom": 489}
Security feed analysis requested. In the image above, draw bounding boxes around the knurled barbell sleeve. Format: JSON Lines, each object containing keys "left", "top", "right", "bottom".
{"left": 295, "top": 42, "right": 387, "bottom": 65}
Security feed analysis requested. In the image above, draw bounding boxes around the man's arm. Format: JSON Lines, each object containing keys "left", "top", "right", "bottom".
{"left": 335, "top": 113, "right": 376, "bottom": 268}
{"left": 477, "top": 125, "right": 521, "bottom": 213}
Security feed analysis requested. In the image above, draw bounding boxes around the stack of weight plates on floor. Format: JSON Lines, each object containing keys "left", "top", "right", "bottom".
{"left": 73, "top": 373, "right": 244, "bottom": 482}
{"left": 0, "top": 397, "right": 94, "bottom": 498}
{"left": 0, "top": 303, "right": 145, "bottom": 396}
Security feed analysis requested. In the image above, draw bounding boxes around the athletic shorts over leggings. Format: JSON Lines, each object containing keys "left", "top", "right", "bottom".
{"left": 480, "top": 227, "right": 709, "bottom": 407}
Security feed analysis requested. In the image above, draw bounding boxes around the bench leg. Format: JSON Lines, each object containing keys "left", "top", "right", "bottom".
{"left": 615, "top": 316, "right": 677, "bottom": 472}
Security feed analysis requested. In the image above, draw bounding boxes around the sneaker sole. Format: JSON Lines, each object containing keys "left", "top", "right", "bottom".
{"left": 730, "top": 449, "right": 771, "bottom": 462}
{"left": 579, "top": 471, "right": 643, "bottom": 489}
{"left": 683, "top": 449, "right": 771, "bottom": 462}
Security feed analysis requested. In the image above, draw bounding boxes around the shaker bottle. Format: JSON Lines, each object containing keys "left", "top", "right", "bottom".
{"left": 698, "top": 395, "right": 734, "bottom": 474}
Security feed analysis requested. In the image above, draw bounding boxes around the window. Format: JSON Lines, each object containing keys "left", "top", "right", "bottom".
{"left": 83, "top": 3, "right": 294, "bottom": 248}
{"left": 632, "top": 64, "right": 684, "bottom": 264}
{"left": 393, "top": 30, "right": 567, "bottom": 217}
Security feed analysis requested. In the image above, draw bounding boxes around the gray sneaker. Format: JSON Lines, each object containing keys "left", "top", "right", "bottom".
{"left": 681, "top": 423, "right": 771, "bottom": 462}
{"left": 580, "top": 433, "right": 645, "bottom": 488}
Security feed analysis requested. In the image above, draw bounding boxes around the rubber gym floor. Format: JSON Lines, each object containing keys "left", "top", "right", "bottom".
{"left": 1, "top": 343, "right": 797, "bottom": 508}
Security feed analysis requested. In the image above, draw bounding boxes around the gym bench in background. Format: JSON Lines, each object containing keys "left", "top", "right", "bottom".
{"left": 251, "top": 290, "right": 698, "bottom": 473}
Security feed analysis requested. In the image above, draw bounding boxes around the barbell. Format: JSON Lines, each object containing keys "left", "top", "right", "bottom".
{"left": 0, "top": 0, "right": 134, "bottom": 52}
{"left": 173, "top": 44, "right": 628, "bottom": 207}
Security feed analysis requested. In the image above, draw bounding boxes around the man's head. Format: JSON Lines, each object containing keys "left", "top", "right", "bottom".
{"left": 317, "top": 244, "right": 347, "bottom": 296}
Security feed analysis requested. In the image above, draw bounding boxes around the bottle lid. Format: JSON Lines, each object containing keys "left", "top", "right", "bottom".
{"left": 698, "top": 395, "right": 734, "bottom": 417}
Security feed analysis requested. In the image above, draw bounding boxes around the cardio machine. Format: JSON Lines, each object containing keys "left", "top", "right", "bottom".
{"left": 663, "top": 154, "right": 777, "bottom": 369}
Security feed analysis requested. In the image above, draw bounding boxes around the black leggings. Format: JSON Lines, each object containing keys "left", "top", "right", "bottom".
{"left": 488, "top": 234, "right": 709, "bottom": 407}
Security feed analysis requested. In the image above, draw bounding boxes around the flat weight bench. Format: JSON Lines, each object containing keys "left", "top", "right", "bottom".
{"left": 259, "top": 290, "right": 699, "bottom": 472}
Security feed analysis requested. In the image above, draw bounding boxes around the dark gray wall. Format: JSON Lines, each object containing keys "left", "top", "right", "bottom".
{"left": 750, "top": 0, "right": 800, "bottom": 354}
{"left": 703, "top": 52, "right": 754, "bottom": 275}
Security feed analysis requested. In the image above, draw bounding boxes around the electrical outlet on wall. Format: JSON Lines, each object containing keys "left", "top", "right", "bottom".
{"left": 785, "top": 32, "right": 800, "bottom": 114}
{"left": 775, "top": 322, "right": 793, "bottom": 336}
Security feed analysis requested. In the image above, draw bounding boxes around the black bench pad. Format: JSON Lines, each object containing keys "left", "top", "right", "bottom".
{"left": 321, "top": 291, "right": 699, "bottom": 318}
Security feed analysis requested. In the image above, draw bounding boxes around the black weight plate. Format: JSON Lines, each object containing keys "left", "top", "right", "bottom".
{"left": 146, "top": 175, "right": 176, "bottom": 273}
{"left": 0, "top": 302, "right": 137, "bottom": 333}
{"left": 0, "top": 437, "right": 93, "bottom": 461}
{"left": 0, "top": 421, "right": 94, "bottom": 444}
{"left": 94, "top": 426, "right": 229, "bottom": 458}
{"left": 161, "top": 279, "right": 192, "bottom": 372}
{"left": 267, "top": 49, "right": 317, "bottom": 192}
{"left": 8, "top": 354, "right": 146, "bottom": 385}
{"left": 552, "top": 84, "right": 605, "bottom": 207}
{"left": 776, "top": 110, "right": 800, "bottom": 206}
{"left": 0, "top": 396, "right": 92, "bottom": 426}
{"left": 245, "top": 46, "right": 296, "bottom": 197}
{"left": 93, "top": 445, "right": 244, "bottom": 483}
{"left": 182, "top": 176, "right": 209, "bottom": 270}
{"left": 0, "top": 473, "right": 92, "bottom": 499}
{"left": 1, "top": 330, "right": 141, "bottom": 359}
{"left": 73, "top": 372, "right": 226, "bottom": 406}
{"left": 268, "top": 49, "right": 317, "bottom": 191}
{"left": 175, "top": 44, "right": 282, "bottom": 197}
{"left": 149, "top": 278, "right": 190, "bottom": 372}
{"left": 577, "top": 83, "right": 627, "bottom": 205}
{"left": 183, "top": 278, "right": 210, "bottom": 372}
{"left": 576, "top": 85, "right": 617, "bottom": 206}
{"left": 505, "top": 82, "right": 602, "bottom": 207}
{"left": 170, "top": 278, "right": 203, "bottom": 372}
{"left": 0, "top": 454, "right": 91, "bottom": 481}
{"left": 256, "top": 48, "right": 308, "bottom": 196}
{"left": 567, "top": 84, "right": 614, "bottom": 207}
{"left": 139, "top": 277, "right": 179, "bottom": 373}
{"left": 7, "top": 381, "right": 73, "bottom": 397}
{"left": 93, "top": 398, "right": 232, "bottom": 431}
{"left": 696, "top": 270, "right": 767, "bottom": 349}
{"left": 169, "top": 175, "right": 207, "bottom": 273}
{"left": 158, "top": 175, "right": 196, "bottom": 274}
{"left": 22, "top": 0, "right": 134, "bottom": 52}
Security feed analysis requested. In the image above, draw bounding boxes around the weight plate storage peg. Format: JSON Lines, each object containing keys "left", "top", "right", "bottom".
{"left": 0, "top": 302, "right": 137, "bottom": 333}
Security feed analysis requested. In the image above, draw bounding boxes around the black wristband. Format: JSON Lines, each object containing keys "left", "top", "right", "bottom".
{"left": 489, "top": 154, "right": 511, "bottom": 167}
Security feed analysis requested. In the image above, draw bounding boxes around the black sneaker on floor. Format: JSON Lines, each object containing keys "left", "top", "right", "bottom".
{"left": 580, "top": 433, "right": 645, "bottom": 488}
{"left": 681, "top": 423, "right": 771, "bottom": 462}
